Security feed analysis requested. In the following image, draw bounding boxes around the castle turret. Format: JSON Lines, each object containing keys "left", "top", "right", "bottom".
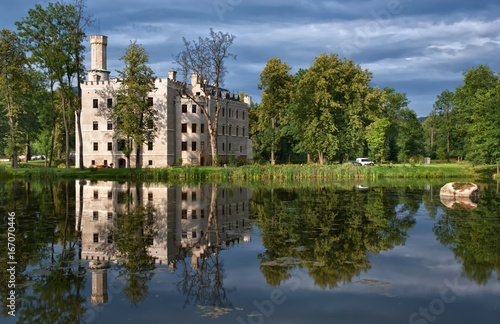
{"left": 88, "top": 35, "right": 110, "bottom": 82}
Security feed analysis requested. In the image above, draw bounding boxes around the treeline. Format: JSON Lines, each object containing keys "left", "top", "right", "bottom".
{"left": 422, "top": 64, "right": 500, "bottom": 170}
{"left": 0, "top": 0, "right": 91, "bottom": 168}
{"left": 251, "top": 56, "right": 500, "bottom": 169}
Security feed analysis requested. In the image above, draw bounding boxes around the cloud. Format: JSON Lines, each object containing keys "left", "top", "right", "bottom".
{"left": 2, "top": 0, "right": 500, "bottom": 116}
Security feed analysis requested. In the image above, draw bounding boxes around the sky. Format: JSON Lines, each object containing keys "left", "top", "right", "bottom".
{"left": 1, "top": 0, "right": 500, "bottom": 117}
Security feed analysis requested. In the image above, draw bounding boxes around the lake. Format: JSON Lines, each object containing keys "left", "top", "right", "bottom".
{"left": 0, "top": 179, "right": 499, "bottom": 323}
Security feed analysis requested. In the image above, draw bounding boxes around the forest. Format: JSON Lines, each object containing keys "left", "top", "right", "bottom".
{"left": 251, "top": 57, "right": 500, "bottom": 169}
{"left": 1, "top": 1, "right": 499, "bottom": 170}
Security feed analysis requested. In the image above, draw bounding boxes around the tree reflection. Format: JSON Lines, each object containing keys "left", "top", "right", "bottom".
{"left": 0, "top": 180, "right": 87, "bottom": 323}
{"left": 434, "top": 183, "right": 500, "bottom": 284}
{"left": 175, "top": 184, "right": 235, "bottom": 317}
{"left": 111, "top": 183, "right": 157, "bottom": 305}
{"left": 252, "top": 185, "right": 417, "bottom": 288}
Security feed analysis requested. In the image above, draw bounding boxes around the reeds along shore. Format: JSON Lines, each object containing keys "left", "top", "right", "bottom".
{"left": 0, "top": 162, "right": 490, "bottom": 183}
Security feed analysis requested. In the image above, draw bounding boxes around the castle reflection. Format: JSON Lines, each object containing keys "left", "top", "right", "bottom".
{"left": 75, "top": 181, "right": 252, "bottom": 305}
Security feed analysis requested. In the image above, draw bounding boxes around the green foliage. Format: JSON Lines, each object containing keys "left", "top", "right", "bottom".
{"left": 112, "top": 41, "right": 157, "bottom": 168}
{"left": 366, "top": 117, "right": 391, "bottom": 162}
{"left": 427, "top": 65, "right": 500, "bottom": 165}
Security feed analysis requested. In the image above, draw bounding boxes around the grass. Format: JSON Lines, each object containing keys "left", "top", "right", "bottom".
{"left": 1, "top": 160, "right": 495, "bottom": 183}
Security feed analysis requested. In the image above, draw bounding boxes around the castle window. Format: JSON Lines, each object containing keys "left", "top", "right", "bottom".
{"left": 192, "top": 192, "right": 196, "bottom": 201}
{"left": 93, "top": 142, "right": 98, "bottom": 151}
{"left": 147, "top": 97, "right": 153, "bottom": 106}
{"left": 93, "top": 233, "right": 99, "bottom": 243}
{"left": 192, "top": 231, "right": 197, "bottom": 238}
{"left": 107, "top": 142, "right": 112, "bottom": 151}
{"left": 192, "top": 123, "right": 197, "bottom": 133}
{"left": 181, "top": 142, "right": 187, "bottom": 151}
{"left": 148, "top": 160, "right": 153, "bottom": 166}
{"left": 181, "top": 123, "right": 187, "bottom": 133}
{"left": 91, "top": 160, "right": 96, "bottom": 166}
{"left": 118, "top": 139, "right": 126, "bottom": 151}
{"left": 107, "top": 98, "right": 113, "bottom": 108}
{"left": 229, "top": 143, "right": 232, "bottom": 151}
{"left": 192, "top": 104, "right": 197, "bottom": 113}
{"left": 182, "top": 104, "right": 188, "bottom": 113}
{"left": 182, "top": 209, "right": 187, "bottom": 219}
{"left": 222, "top": 126, "right": 225, "bottom": 135}
{"left": 236, "top": 127, "right": 239, "bottom": 136}
{"left": 222, "top": 143, "right": 225, "bottom": 152}
{"left": 93, "top": 99, "right": 98, "bottom": 108}
{"left": 107, "top": 121, "right": 113, "bottom": 130}
{"left": 93, "top": 121, "right": 98, "bottom": 130}
{"left": 236, "top": 110, "right": 239, "bottom": 119}
{"left": 148, "top": 192, "right": 153, "bottom": 201}
{"left": 192, "top": 141, "right": 197, "bottom": 151}
{"left": 92, "top": 211, "right": 98, "bottom": 221}
{"left": 107, "top": 212, "right": 113, "bottom": 219}
{"left": 229, "top": 126, "right": 232, "bottom": 136}
{"left": 192, "top": 210, "right": 197, "bottom": 219}
{"left": 200, "top": 124, "right": 205, "bottom": 133}
{"left": 201, "top": 142, "right": 205, "bottom": 152}
{"left": 147, "top": 142, "right": 153, "bottom": 151}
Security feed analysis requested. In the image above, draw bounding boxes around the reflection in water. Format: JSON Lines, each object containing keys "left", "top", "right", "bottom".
{"left": 252, "top": 185, "right": 419, "bottom": 288}
{"left": 75, "top": 181, "right": 252, "bottom": 311}
{"left": 1, "top": 180, "right": 499, "bottom": 323}
{"left": 434, "top": 182, "right": 500, "bottom": 285}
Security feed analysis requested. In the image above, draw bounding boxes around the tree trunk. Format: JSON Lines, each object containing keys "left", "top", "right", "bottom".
{"left": 136, "top": 145, "right": 142, "bottom": 169}
{"left": 209, "top": 126, "right": 218, "bottom": 166}
{"left": 62, "top": 98, "right": 70, "bottom": 168}
{"left": 76, "top": 111, "right": 83, "bottom": 168}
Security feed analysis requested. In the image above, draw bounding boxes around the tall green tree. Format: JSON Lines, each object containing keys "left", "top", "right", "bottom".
{"left": 433, "top": 89, "right": 456, "bottom": 161}
{"left": 379, "top": 88, "right": 410, "bottom": 162}
{"left": 112, "top": 41, "right": 157, "bottom": 168}
{"left": 256, "top": 58, "right": 294, "bottom": 164}
{"left": 174, "top": 29, "right": 236, "bottom": 166}
{"left": 453, "top": 64, "right": 498, "bottom": 160}
{"left": 365, "top": 117, "right": 391, "bottom": 163}
{"left": 0, "top": 29, "right": 30, "bottom": 167}
{"left": 294, "top": 53, "right": 379, "bottom": 164}
{"left": 16, "top": 1, "right": 90, "bottom": 168}
{"left": 395, "top": 108, "right": 425, "bottom": 162}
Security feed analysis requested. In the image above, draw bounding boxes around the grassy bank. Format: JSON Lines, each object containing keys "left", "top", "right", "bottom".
{"left": 0, "top": 161, "right": 495, "bottom": 183}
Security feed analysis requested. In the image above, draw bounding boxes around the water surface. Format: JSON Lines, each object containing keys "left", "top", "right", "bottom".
{"left": 0, "top": 179, "right": 499, "bottom": 323}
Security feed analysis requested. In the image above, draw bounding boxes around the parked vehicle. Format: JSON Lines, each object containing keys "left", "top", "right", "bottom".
{"left": 356, "top": 158, "right": 374, "bottom": 166}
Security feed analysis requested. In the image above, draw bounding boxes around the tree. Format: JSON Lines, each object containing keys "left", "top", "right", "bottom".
{"left": 453, "top": 64, "right": 498, "bottom": 160}
{"left": 0, "top": 29, "right": 30, "bottom": 168}
{"left": 174, "top": 29, "right": 236, "bottom": 166}
{"left": 294, "top": 53, "right": 379, "bottom": 164}
{"left": 16, "top": 1, "right": 90, "bottom": 168}
{"left": 112, "top": 41, "right": 157, "bottom": 168}
{"left": 467, "top": 87, "right": 500, "bottom": 170}
{"left": 256, "top": 58, "right": 294, "bottom": 164}
{"left": 433, "top": 89, "right": 455, "bottom": 161}
{"left": 379, "top": 88, "right": 410, "bottom": 162}
{"left": 365, "top": 117, "right": 391, "bottom": 163}
{"left": 395, "top": 108, "right": 425, "bottom": 162}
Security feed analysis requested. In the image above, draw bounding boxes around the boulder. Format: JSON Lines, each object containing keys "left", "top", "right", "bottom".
{"left": 439, "top": 182, "right": 479, "bottom": 209}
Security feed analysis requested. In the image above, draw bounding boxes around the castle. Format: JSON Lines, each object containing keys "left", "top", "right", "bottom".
{"left": 76, "top": 35, "right": 252, "bottom": 168}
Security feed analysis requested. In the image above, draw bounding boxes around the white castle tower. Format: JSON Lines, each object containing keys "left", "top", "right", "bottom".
{"left": 88, "top": 35, "right": 110, "bottom": 82}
